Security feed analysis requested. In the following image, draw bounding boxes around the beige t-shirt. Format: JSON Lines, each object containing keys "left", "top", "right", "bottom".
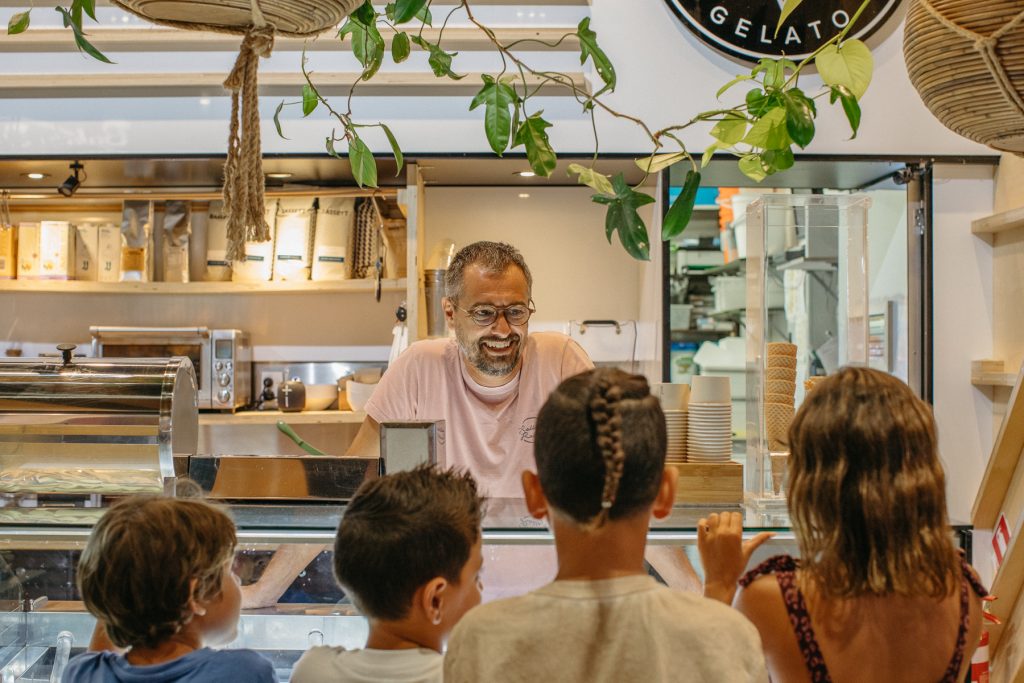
{"left": 290, "top": 646, "right": 441, "bottom": 683}
{"left": 444, "top": 574, "right": 769, "bottom": 683}
{"left": 364, "top": 332, "right": 593, "bottom": 497}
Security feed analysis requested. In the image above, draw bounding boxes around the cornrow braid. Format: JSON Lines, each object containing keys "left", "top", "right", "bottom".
{"left": 589, "top": 378, "right": 626, "bottom": 528}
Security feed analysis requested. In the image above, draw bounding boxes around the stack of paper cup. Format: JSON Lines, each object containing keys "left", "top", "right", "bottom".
{"left": 653, "top": 383, "right": 689, "bottom": 465}
{"left": 687, "top": 376, "right": 732, "bottom": 462}
{"left": 765, "top": 342, "right": 797, "bottom": 452}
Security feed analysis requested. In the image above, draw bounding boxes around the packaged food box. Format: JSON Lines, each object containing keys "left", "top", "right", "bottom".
{"left": 75, "top": 224, "right": 100, "bottom": 281}
{"left": 97, "top": 224, "right": 121, "bottom": 282}
{"left": 0, "top": 226, "right": 16, "bottom": 279}
{"left": 232, "top": 200, "right": 277, "bottom": 282}
{"left": 204, "top": 201, "right": 232, "bottom": 282}
{"left": 273, "top": 198, "right": 315, "bottom": 281}
{"left": 311, "top": 197, "right": 355, "bottom": 281}
{"left": 18, "top": 221, "right": 73, "bottom": 280}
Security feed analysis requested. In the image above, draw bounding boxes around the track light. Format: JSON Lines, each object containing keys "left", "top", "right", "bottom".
{"left": 58, "top": 162, "right": 84, "bottom": 197}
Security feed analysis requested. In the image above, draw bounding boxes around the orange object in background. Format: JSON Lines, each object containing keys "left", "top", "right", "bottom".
{"left": 717, "top": 187, "right": 739, "bottom": 263}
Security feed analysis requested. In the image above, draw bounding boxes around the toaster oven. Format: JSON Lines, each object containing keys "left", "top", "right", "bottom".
{"left": 90, "top": 326, "right": 251, "bottom": 411}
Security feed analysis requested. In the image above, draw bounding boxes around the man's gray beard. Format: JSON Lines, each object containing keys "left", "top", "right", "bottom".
{"left": 458, "top": 333, "right": 522, "bottom": 377}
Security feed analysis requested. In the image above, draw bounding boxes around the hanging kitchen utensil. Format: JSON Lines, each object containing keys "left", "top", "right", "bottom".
{"left": 109, "top": 0, "right": 364, "bottom": 259}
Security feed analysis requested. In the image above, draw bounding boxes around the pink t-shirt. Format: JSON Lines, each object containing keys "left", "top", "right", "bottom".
{"left": 364, "top": 332, "right": 593, "bottom": 498}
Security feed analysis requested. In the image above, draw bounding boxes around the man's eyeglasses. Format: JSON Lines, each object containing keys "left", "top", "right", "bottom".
{"left": 453, "top": 302, "right": 536, "bottom": 327}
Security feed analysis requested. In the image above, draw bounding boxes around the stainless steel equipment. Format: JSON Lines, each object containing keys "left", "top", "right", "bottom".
{"left": 0, "top": 344, "right": 197, "bottom": 521}
{"left": 90, "top": 326, "right": 251, "bottom": 412}
{"left": 380, "top": 421, "right": 444, "bottom": 473}
{"left": 186, "top": 455, "right": 378, "bottom": 501}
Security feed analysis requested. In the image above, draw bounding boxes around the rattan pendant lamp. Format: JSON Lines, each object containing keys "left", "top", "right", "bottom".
{"left": 904, "top": 0, "right": 1024, "bottom": 154}
{"left": 110, "top": 0, "right": 363, "bottom": 259}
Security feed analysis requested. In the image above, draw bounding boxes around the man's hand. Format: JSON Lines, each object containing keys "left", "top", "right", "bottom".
{"left": 697, "top": 511, "right": 774, "bottom": 604}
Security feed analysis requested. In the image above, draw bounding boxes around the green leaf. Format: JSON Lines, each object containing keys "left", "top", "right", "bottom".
{"left": 830, "top": 85, "right": 862, "bottom": 139}
{"left": 380, "top": 123, "right": 404, "bottom": 174}
{"left": 716, "top": 74, "right": 752, "bottom": 99}
{"left": 79, "top": 0, "right": 98, "bottom": 22}
{"left": 393, "top": 0, "right": 427, "bottom": 24}
{"left": 738, "top": 154, "right": 768, "bottom": 182}
{"left": 816, "top": 39, "right": 873, "bottom": 100}
{"left": 710, "top": 112, "right": 747, "bottom": 145}
{"left": 349, "top": 135, "right": 379, "bottom": 189}
{"left": 8, "top": 10, "right": 30, "bottom": 34}
{"left": 469, "top": 75, "right": 517, "bottom": 156}
{"left": 663, "top": 170, "right": 701, "bottom": 240}
{"left": 635, "top": 152, "right": 687, "bottom": 174}
{"left": 301, "top": 83, "right": 318, "bottom": 116}
{"left": 568, "top": 163, "right": 614, "bottom": 195}
{"left": 352, "top": 1, "right": 376, "bottom": 25}
{"left": 701, "top": 143, "right": 720, "bottom": 168}
{"left": 56, "top": 6, "right": 113, "bottom": 63}
{"left": 762, "top": 148, "right": 794, "bottom": 173}
{"left": 273, "top": 100, "right": 289, "bottom": 139}
{"left": 756, "top": 58, "right": 785, "bottom": 89}
{"left": 392, "top": 31, "right": 411, "bottom": 63}
{"left": 512, "top": 112, "right": 557, "bottom": 177}
{"left": 410, "top": 35, "right": 464, "bottom": 80}
{"left": 743, "top": 107, "right": 789, "bottom": 150}
{"left": 746, "top": 88, "right": 774, "bottom": 117}
{"left": 577, "top": 17, "right": 616, "bottom": 94}
{"left": 339, "top": 14, "right": 385, "bottom": 80}
{"left": 783, "top": 91, "right": 814, "bottom": 148}
{"left": 592, "top": 174, "right": 655, "bottom": 261}
{"left": 775, "top": 0, "right": 804, "bottom": 37}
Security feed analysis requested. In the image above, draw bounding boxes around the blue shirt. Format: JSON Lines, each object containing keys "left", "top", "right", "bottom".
{"left": 63, "top": 648, "right": 276, "bottom": 683}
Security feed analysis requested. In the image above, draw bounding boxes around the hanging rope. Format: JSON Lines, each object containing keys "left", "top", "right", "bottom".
{"left": 223, "top": 18, "right": 275, "bottom": 261}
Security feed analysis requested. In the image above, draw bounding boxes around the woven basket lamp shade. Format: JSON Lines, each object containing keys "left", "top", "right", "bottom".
{"left": 109, "top": 0, "right": 363, "bottom": 260}
{"left": 904, "top": 0, "right": 1024, "bottom": 154}
{"left": 111, "top": 0, "right": 362, "bottom": 37}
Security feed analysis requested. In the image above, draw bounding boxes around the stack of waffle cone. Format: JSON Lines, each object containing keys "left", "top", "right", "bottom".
{"left": 765, "top": 342, "right": 797, "bottom": 452}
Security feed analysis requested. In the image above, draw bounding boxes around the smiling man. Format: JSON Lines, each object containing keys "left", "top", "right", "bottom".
{"left": 348, "top": 241, "right": 593, "bottom": 497}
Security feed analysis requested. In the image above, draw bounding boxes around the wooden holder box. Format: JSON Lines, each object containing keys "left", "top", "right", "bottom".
{"left": 673, "top": 461, "right": 743, "bottom": 505}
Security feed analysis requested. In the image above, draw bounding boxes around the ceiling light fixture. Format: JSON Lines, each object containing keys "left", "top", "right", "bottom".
{"left": 518, "top": 193, "right": 530, "bottom": 199}
{"left": 516, "top": 171, "right": 536, "bottom": 178}
{"left": 57, "top": 161, "right": 84, "bottom": 197}
{"left": 265, "top": 172, "right": 293, "bottom": 179}
{"left": 23, "top": 172, "right": 49, "bottom": 180}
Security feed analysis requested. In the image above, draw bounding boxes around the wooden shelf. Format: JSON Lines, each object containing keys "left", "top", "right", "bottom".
{"left": 200, "top": 410, "right": 366, "bottom": 426}
{"left": 972, "top": 206, "right": 1024, "bottom": 238}
{"left": 0, "top": 71, "right": 588, "bottom": 99}
{"left": 972, "top": 359, "right": 1019, "bottom": 387}
{"left": 972, "top": 361, "right": 1024, "bottom": 528}
{"left": 3, "top": 27, "right": 580, "bottom": 53}
{"left": 0, "top": 278, "right": 406, "bottom": 295}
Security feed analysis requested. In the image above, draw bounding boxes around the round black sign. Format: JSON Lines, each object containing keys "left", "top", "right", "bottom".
{"left": 664, "top": 0, "right": 902, "bottom": 63}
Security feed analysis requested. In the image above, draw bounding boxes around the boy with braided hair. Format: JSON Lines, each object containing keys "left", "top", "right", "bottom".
{"left": 445, "top": 368, "right": 769, "bottom": 682}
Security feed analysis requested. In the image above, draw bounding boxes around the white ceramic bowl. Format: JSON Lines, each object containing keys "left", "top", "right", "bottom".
{"left": 305, "top": 384, "right": 339, "bottom": 411}
{"left": 346, "top": 380, "right": 378, "bottom": 412}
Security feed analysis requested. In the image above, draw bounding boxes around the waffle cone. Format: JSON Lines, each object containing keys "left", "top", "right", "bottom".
{"left": 767, "top": 342, "right": 797, "bottom": 357}
{"left": 766, "top": 355, "right": 797, "bottom": 369}
{"left": 766, "top": 367, "right": 796, "bottom": 381}
{"left": 765, "top": 402, "right": 794, "bottom": 449}
{"left": 766, "top": 379, "right": 796, "bottom": 396}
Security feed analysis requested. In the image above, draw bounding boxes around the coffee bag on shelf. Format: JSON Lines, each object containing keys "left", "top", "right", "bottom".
{"left": 273, "top": 198, "right": 315, "bottom": 281}
{"left": 97, "top": 224, "right": 121, "bottom": 282}
{"left": 19, "top": 221, "right": 74, "bottom": 280}
{"left": 162, "top": 200, "right": 191, "bottom": 283}
{"left": 204, "top": 201, "right": 232, "bottom": 282}
{"left": 0, "top": 226, "right": 16, "bottom": 279}
{"left": 311, "top": 197, "right": 354, "bottom": 281}
{"left": 74, "top": 224, "right": 100, "bottom": 281}
{"left": 119, "top": 201, "right": 153, "bottom": 282}
{"left": 232, "top": 199, "right": 278, "bottom": 282}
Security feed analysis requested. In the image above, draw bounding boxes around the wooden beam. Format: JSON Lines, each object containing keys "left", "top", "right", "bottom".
{"left": 0, "top": 71, "right": 588, "bottom": 98}
{"left": 973, "top": 362, "right": 1024, "bottom": 528}
{"left": 973, "top": 206, "right": 1024, "bottom": 239}
{"left": 0, "top": 26, "right": 580, "bottom": 53}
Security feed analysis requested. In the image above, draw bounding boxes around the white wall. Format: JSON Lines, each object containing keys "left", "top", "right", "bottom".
{"left": 931, "top": 164, "right": 995, "bottom": 524}
{"left": 0, "top": 3, "right": 991, "bottom": 157}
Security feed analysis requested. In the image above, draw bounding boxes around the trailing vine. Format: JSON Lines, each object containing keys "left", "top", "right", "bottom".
{"left": 9, "top": 0, "right": 875, "bottom": 261}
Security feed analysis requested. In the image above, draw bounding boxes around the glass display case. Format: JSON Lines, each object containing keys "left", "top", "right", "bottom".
{"left": 0, "top": 502, "right": 798, "bottom": 681}
{"left": 743, "top": 194, "right": 870, "bottom": 509}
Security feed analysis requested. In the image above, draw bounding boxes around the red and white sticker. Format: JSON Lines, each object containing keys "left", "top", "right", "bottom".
{"left": 993, "top": 513, "right": 1012, "bottom": 569}
{"left": 971, "top": 629, "right": 989, "bottom": 683}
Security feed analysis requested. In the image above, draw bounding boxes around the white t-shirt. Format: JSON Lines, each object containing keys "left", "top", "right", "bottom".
{"left": 364, "top": 332, "right": 593, "bottom": 497}
{"left": 444, "top": 574, "right": 769, "bottom": 683}
{"left": 289, "top": 646, "right": 442, "bottom": 683}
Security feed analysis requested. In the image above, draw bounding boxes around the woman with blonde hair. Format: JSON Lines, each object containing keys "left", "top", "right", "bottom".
{"left": 701, "top": 366, "right": 987, "bottom": 682}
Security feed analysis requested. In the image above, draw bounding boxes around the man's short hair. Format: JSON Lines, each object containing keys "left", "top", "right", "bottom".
{"left": 77, "top": 495, "right": 236, "bottom": 649}
{"left": 444, "top": 241, "right": 533, "bottom": 303}
{"left": 333, "top": 465, "right": 485, "bottom": 621}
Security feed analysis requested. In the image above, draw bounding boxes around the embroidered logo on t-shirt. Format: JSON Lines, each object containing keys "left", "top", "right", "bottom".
{"left": 519, "top": 417, "right": 536, "bottom": 443}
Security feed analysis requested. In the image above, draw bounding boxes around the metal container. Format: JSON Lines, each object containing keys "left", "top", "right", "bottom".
{"left": 0, "top": 345, "right": 198, "bottom": 503}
